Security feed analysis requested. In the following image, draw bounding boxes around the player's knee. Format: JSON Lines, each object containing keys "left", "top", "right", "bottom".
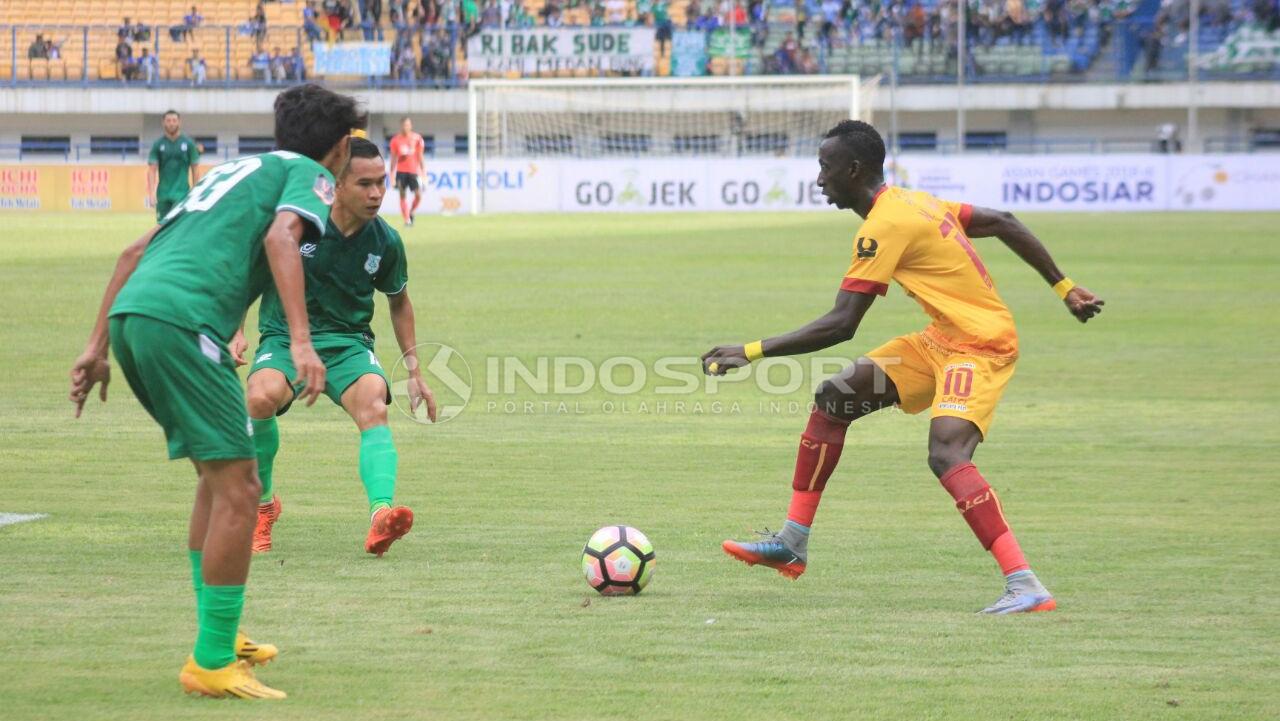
{"left": 358, "top": 399, "right": 388, "bottom": 429}
{"left": 926, "top": 446, "right": 967, "bottom": 479}
{"left": 246, "top": 387, "right": 280, "bottom": 418}
{"left": 814, "top": 379, "right": 856, "bottom": 420}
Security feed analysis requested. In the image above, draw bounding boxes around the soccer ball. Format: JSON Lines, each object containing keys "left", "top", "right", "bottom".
{"left": 581, "top": 525, "right": 655, "bottom": 596}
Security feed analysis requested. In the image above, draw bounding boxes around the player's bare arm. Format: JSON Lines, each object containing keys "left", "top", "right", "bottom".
{"left": 966, "top": 206, "right": 1105, "bottom": 323}
{"left": 146, "top": 163, "right": 159, "bottom": 207}
{"left": 387, "top": 291, "right": 437, "bottom": 422}
{"left": 262, "top": 210, "right": 326, "bottom": 405}
{"left": 701, "top": 290, "right": 876, "bottom": 375}
{"left": 69, "top": 224, "right": 160, "bottom": 417}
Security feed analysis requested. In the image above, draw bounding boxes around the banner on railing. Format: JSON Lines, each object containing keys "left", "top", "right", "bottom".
{"left": 312, "top": 42, "right": 392, "bottom": 75}
{"left": 708, "top": 28, "right": 753, "bottom": 60}
{"left": 671, "top": 31, "right": 708, "bottom": 77}
{"left": 1198, "top": 23, "right": 1280, "bottom": 69}
{"left": 466, "top": 28, "right": 657, "bottom": 75}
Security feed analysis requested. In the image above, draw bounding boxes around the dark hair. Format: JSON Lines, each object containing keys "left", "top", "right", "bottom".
{"left": 273, "top": 84, "right": 367, "bottom": 162}
{"left": 824, "top": 120, "right": 885, "bottom": 171}
{"left": 400, "top": 116, "right": 412, "bottom": 123}
{"left": 348, "top": 136, "right": 382, "bottom": 160}
{"left": 163, "top": 109, "right": 179, "bottom": 118}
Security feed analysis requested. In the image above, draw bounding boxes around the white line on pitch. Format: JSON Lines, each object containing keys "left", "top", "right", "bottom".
{"left": 0, "top": 513, "right": 49, "bottom": 529}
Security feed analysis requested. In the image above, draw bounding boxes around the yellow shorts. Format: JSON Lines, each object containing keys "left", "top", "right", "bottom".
{"left": 865, "top": 332, "right": 1017, "bottom": 438}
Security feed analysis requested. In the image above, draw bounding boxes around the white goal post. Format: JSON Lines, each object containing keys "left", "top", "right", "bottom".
{"left": 466, "top": 75, "right": 877, "bottom": 215}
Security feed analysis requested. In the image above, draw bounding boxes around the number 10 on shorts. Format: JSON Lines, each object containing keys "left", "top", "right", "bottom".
{"left": 943, "top": 364, "right": 975, "bottom": 398}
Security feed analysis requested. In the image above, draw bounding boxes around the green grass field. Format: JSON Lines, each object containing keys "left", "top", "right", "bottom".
{"left": 1, "top": 211, "right": 1277, "bottom": 721}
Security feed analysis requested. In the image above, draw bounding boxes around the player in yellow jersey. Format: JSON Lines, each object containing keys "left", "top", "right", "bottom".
{"left": 703, "top": 120, "right": 1104, "bottom": 614}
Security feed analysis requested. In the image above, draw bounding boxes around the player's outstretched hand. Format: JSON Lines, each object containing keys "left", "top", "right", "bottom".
{"left": 700, "top": 345, "right": 750, "bottom": 376}
{"left": 229, "top": 329, "right": 248, "bottom": 367}
{"left": 290, "top": 342, "right": 327, "bottom": 406}
{"left": 1065, "top": 286, "right": 1105, "bottom": 323}
{"left": 69, "top": 350, "right": 110, "bottom": 418}
{"left": 408, "top": 372, "right": 438, "bottom": 423}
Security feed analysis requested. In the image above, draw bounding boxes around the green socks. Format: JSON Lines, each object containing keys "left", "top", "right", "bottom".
{"left": 193, "top": 584, "right": 245, "bottom": 670}
{"left": 359, "top": 425, "right": 398, "bottom": 516}
{"left": 191, "top": 551, "right": 245, "bottom": 670}
{"left": 251, "top": 416, "right": 279, "bottom": 504}
{"left": 188, "top": 549, "right": 203, "bottom": 619}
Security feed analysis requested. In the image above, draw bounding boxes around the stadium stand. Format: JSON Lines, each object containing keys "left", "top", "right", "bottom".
{"left": 0, "top": 0, "right": 1275, "bottom": 85}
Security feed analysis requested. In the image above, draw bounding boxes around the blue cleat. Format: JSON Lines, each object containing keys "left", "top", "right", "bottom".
{"left": 722, "top": 529, "right": 807, "bottom": 580}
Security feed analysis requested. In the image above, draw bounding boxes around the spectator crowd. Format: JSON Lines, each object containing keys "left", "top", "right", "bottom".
{"left": 19, "top": 0, "right": 1280, "bottom": 85}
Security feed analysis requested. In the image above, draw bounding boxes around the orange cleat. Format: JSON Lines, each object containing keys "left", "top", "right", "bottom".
{"left": 252, "top": 495, "right": 281, "bottom": 554}
{"left": 721, "top": 537, "right": 807, "bottom": 580}
{"left": 365, "top": 506, "right": 414, "bottom": 557}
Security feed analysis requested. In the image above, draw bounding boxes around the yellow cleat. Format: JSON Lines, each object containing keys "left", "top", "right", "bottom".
{"left": 179, "top": 656, "right": 287, "bottom": 700}
{"left": 235, "top": 630, "right": 278, "bottom": 666}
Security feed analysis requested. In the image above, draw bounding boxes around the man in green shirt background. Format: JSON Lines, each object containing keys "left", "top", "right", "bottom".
{"left": 236, "top": 136, "right": 437, "bottom": 558}
{"left": 147, "top": 109, "right": 203, "bottom": 221}
{"left": 70, "top": 84, "right": 366, "bottom": 700}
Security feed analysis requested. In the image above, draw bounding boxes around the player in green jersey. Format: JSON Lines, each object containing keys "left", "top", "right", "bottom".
{"left": 234, "top": 136, "right": 437, "bottom": 557}
{"left": 147, "top": 109, "right": 203, "bottom": 221}
{"left": 69, "top": 84, "right": 366, "bottom": 700}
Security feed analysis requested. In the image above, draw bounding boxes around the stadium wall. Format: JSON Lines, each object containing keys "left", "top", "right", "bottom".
{"left": 2, "top": 82, "right": 1280, "bottom": 157}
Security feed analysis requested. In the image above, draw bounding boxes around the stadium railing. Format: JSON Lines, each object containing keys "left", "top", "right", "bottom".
{"left": 1, "top": 134, "right": 1273, "bottom": 163}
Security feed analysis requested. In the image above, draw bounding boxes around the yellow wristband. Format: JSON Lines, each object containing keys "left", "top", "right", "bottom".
{"left": 1053, "top": 278, "right": 1076, "bottom": 300}
{"left": 744, "top": 341, "right": 764, "bottom": 362}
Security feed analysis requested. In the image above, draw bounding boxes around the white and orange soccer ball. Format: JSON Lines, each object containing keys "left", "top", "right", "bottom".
{"left": 581, "top": 525, "right": 655, "bottom": 596}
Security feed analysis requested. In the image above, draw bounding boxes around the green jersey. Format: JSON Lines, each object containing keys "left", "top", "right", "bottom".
{"left": 148, "top": 133, "right": 201, "bottom": 203}
{"left": 258, "top": 215, "right": 408, "bottom": 340}
{"left": 112, "top": 151, "right": 336, "bottom": 343}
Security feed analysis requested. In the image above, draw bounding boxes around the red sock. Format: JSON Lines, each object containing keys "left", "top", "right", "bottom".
{"left": 785, "top": 410, "right": 850, "bottom": 527}
{"left": 939, "top": 462, "right": 1029, "bottom": 575}
{"left": 410, "top": 192, "right": 423, "bottom": 213}
{"left": 400, "top": 197, "right": 410, "bottom": 222}
{"left": 990, "top": 532, "right": 1029, "bottom": 575}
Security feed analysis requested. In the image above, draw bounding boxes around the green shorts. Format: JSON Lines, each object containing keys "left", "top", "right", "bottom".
{"left": 155, "top": 198, "right": 178, "bottom": 221}
{"left": 248, "top": 333, "right": 390, "bottom": 415}
{"left": 109, "top": 313, "right": 253, "bottom": 461}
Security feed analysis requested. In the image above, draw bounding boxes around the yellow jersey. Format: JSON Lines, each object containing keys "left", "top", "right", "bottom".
{"left": 840, "top": 186, "right": 1018, "bottom": 357}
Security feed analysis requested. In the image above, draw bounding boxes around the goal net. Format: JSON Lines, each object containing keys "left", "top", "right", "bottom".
{"left": 466, "top": 75, "right": 877, "bottom": 214}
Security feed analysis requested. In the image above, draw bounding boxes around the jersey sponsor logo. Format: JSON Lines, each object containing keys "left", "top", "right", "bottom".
{"left": 368, "top": 351, "right": 382, "bottom": 368}
{"left": 180, "top": 143, "right": 188, "bottom": 152}
{"left": 364, "top": 253, "right": 382, "bottom": 274}
{"left": 255, "top": 352, "right": 273, "bottom": 364}
{"left": 937, "top": 401, "right": 970, "bottom": 412}
{"left": 856, "top": 236, "right": 878, "bottom": 259}
{"left": 313, "top": 174, "right": 335, "bottom": 206}
{"left": 246, "top": 418, "right": 254, "bottom": 437}
{"left": 299, "top": 243, "right": 317, "bottom": 257}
